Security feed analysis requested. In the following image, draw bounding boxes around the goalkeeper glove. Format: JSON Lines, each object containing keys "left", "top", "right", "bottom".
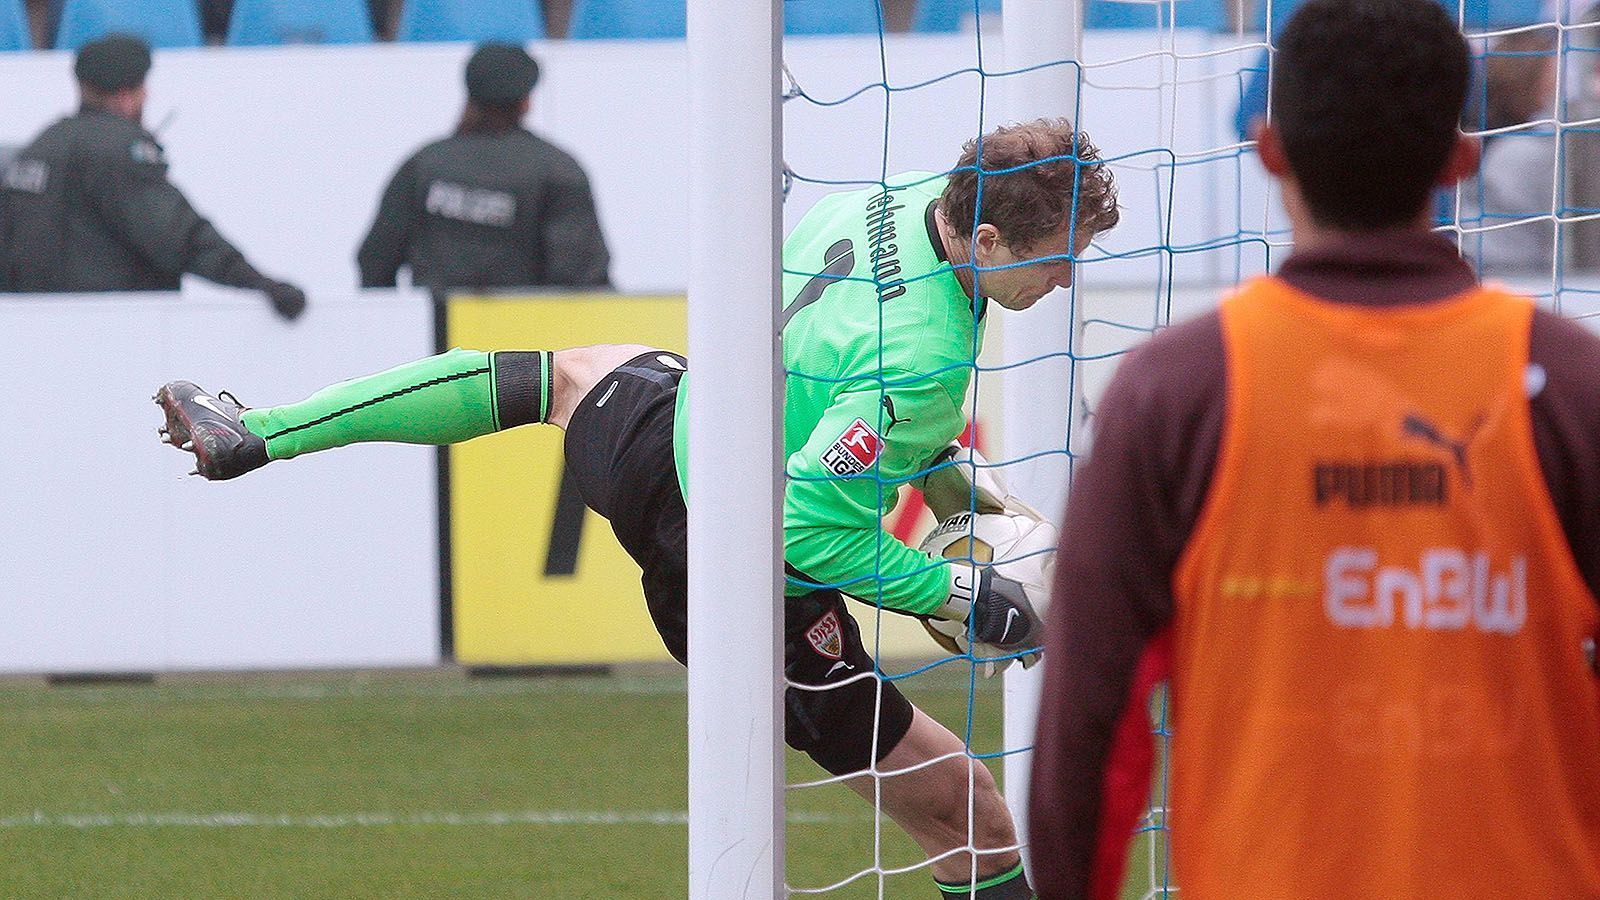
{"left": 921, "top": 510, "right": 1056, "bottom": 676}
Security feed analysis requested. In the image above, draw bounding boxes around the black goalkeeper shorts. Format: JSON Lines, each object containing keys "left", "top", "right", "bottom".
{"left": 563, "top": 350, "right": 915, "bottom": 776}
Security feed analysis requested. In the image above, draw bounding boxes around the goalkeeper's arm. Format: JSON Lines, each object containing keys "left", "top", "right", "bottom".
{"left": 916, "top": 441, "right": 1049, "bottom": 522}
{"left": 783, "top": 378, "right": 966, "bottom": 615}
{"left": 783, "top": 380, "right": 1055, "bottom": 660}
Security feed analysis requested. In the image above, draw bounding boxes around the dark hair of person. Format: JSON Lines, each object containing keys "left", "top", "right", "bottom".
{"left": 939, "top": 118, "right": 1120, "bottom": 251}
{"left": 1271, "top": 0, "right": 1470, "bottom": 229}
{"left": 455, "top": 100, "right": 524, "bottom": 136}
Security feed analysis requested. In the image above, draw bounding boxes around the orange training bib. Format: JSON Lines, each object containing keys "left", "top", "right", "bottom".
{"left": 1169, "top": 278, "right": 1600, "bottom": 899}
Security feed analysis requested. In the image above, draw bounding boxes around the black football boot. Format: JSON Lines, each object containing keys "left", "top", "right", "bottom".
{"left": 154, "top": 381, "right": 269, "bottom": 480}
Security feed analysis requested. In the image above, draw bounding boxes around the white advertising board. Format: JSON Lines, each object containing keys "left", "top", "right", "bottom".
{"left": 0, "top": 288, "right": 439, "bottom": 672}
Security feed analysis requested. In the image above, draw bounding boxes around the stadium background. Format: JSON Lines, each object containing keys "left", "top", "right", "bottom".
{"left": 0, "top": 31, "right": 1257, "bottom": 673}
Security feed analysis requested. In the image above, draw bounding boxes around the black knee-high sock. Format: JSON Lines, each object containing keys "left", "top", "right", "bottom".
{"left": 935, "top": 861, "right": 1033, "bottom": 899}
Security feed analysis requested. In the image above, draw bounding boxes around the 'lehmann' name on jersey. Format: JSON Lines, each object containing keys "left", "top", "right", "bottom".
{"left": 865, "top": 190, "right": 908, "bottom": 302}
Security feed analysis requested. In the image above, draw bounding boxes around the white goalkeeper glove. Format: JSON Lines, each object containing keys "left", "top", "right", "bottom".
{"left": 919, "top": 511, "right": 1056, "bottom": 677}
{"left": 915, "top": 441, "right": 1048, "bottom": 523}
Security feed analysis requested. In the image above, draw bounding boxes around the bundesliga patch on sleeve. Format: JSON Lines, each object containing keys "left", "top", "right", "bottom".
{"left": 820, "top": 418, "right": 883, "bottom": 477}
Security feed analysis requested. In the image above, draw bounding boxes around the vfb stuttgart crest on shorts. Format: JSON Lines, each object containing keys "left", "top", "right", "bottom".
{"left": 805, "top": 609, "right": 844, "bottom": 659}
{"left": 820, "top": 418, "right": 882, "bottom": 477}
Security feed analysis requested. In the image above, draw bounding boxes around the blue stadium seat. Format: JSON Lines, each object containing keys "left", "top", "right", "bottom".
{"left": 0, "top": 0, "right": 29, "bottom": 51}
{"left": 397, "top": 0, "right": 546, "bottom": 42}
{"left": 1253, "top": 0, "right": 1542, "bottom": 30}
{"left": 913, "top": 0, "right": 1001, "bottom": 33}
{"left": 784, "top": 0, "right": 883, "bottom": 34}
{"left": 54, "top": 0, "right": 203, "bottom": 49}
{"left": 1085, "top": 0, "right": 1224, "bottom": 29}
{"left": 569, "top": 0, "right": 686, "bottom": 39}
{"left": 227, "top": 0, "right": 374, "bottom": 45}
{"left": 1457, "top": 0, "right": 1545, "bottom": 28}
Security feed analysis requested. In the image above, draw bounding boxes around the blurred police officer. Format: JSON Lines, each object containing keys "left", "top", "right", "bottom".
{"left": 357, "top": 43, "right": 612, "bottom": 291}
{"left": 0, "top": 34, "right": 307, "bottom": 321}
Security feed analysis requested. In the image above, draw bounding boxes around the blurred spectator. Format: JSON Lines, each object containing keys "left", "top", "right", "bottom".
{"left": 199, "top": 0, "right": 398, "bottom": 43}
{"left": 25, "top": 0, "right": 59, "bottom": 47}
{"left": 1478, "top": 29, "right": 1559, "bottom": 132}
{"left": 358, "top": 43, "right": 611, "bottom": 290}
{"left": 369, "top": 0, "right": 399, "bottom": 40}
{"left": 1461, "top": 30, "right": 1561, "bottom": 274}
{"left": 0, "top": 34, "right": 307, "bottom": 319}
{"left": 200, "top": 0, "right": 229, "bottom": 42}
{"left": 1566, "top": 4, "right": 1600, "bottom": 269}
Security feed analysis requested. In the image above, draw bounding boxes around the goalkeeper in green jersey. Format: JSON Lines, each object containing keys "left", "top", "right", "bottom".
{"left": 155, "top": 118, "right": 1118, "bottom": 900}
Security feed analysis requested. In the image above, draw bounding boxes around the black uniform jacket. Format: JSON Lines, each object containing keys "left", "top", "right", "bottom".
{"left": 0, "top": 108, "right": 267, "bottom": 293}
{"left": 357, "top": 127, "right": 611, "bottom": 291}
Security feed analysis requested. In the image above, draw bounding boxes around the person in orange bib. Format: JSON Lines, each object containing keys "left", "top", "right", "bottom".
{"left": 1027, "top": 0, "right": 1600, "bottom": 897}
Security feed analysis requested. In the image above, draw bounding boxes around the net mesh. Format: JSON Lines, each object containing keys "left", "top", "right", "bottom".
{"left": 776, "top": 0, "right": 1597, "bottom": 896}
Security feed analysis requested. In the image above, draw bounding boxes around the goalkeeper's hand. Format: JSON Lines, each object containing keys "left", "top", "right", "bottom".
{"left": 933, "top": 564, "right": 1046, "bottom": 669}
{"left": 921, "top": 510, "right": 1056, "bottom": 676}
{"left": 915, "top": 441, "right": 1048, "bottom": 523}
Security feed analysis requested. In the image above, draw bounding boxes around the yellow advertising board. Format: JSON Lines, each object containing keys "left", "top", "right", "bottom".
{"left": 447, "top": 293, "right": 684, "bottom": 664}
{"left": 446, "top": 292, "right": 944, "bottom": 666}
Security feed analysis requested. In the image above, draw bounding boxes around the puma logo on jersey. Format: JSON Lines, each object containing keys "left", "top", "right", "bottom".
{"left": 1402, "top": 412, "right": 1486, "bottom": 487}
{"left": 1313, "top": 461, "right": 1448, "bottom": 508}
{"left": 880, "top": 395, "right": 910, "bottom": 435}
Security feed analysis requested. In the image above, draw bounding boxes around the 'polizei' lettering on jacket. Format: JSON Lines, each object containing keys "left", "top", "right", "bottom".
{"left": 425, "top": 180, "right": 516, "bottom": 227}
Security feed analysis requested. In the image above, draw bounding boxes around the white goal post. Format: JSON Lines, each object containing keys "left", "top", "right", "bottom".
{"left": 685, "top": 1, "right": 784, "bottom": 899}
{"left": 998, "top": 0, "right": 1088, "bottom": 862}
{"left": 684, "top": 1, "right": 1092, "bottom": 895}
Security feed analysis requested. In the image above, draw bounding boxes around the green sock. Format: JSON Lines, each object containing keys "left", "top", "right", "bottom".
{"left": 935, "top": 862, "right": 1032, "bottom": 899}
{"left": 241, "top": 348, "right": 553, "bottom": 461}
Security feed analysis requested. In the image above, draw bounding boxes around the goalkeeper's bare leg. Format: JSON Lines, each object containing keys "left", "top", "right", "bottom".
{"left": 846, "top": 708, "right": 1028, "bottom": 895}
{"left": 155, "top": 343, "right": 1031, "bottom": 898}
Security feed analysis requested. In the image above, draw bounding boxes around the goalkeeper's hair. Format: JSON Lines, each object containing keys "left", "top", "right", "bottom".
{"left": 1272, "top": 0, "right": 1469, "bottom": 230}
{"left": 939, "top": 118, "right": 1120, "bottom": 251}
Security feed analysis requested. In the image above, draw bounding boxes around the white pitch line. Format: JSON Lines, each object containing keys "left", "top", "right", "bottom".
{"left": 0, "top": 810, "right": 864, "bottom": 829}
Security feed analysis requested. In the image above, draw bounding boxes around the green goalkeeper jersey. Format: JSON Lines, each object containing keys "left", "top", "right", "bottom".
{"left": 673, "top": 172, "right": 983, "bottom": 615}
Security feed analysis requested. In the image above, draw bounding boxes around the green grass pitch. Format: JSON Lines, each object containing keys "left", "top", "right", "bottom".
{"left": 0, "top": 668, "right": 1166, "bottom": 898}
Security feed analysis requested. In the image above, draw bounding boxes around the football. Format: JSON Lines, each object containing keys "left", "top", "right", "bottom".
{"left": 917, "top": 511, "right": 1053, "bottom": 656}
{"left": 917, "top": 510, "right": 1038, "bottom": 566}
